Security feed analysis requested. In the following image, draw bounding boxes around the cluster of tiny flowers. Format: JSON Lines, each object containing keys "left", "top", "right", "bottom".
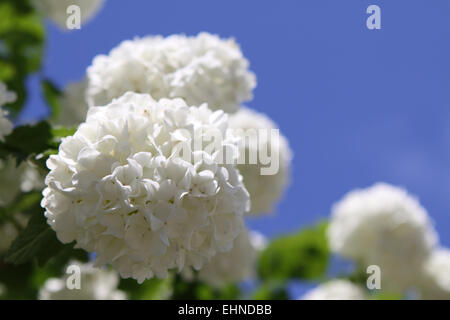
{"left": 41, "top": 92, "right": 250, "bottom": 283}
{"left": 228, "top": 107, "right": 292, "bottom": 215}
{"left": 31, "top": 0, "right": 105, "bottom": 30}
{"left": 52, "top": 79, "right": 89, "bottom": 127}
{"left": 419, "top": 248, "right": 450, "bottom": 299}
{"left": 183, "top": 230, "right": 266, "bottom": 287}
{"left": 327, "top": 183, "right": 438, "bottom": 292}
{"left": 87, "top": 33, "right": 256, "bottom": 113}
{"left": 0, "top": 82, "right": 15, "bottom": 142}
{"left": 301, "top": 280, "right": 367, "bottom": 300}
{"left": 39, "top": 261, "right": 126, "bottom": 300}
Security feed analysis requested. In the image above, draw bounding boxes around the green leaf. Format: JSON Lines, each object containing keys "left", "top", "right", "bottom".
{"left": 0, "top": 121, "right": 52, "bottom": 163}
{"left": 30, "top": 245, "right": 89, "bottom": 289}
{"left": 41, "top": 79, "right": 62, "bottom": 120}
{"left": 0, "top": 0, "right": 44, "bottom": 115}
{"left": 51, "top": 126, "right": 77, "bottom": 143}
{"left": 13, "top": 192, "right": 43, "bottom": 213}
{"left": 120, "top": 277, "right": 174, "bottom": 300}
{"left": 170, "top": 274, "right": 240, "bottom": 300}
{"left": 0, "top": 121, "right": 76, "bottom": 170}
{"left": 4, "top": 208, "right": 77, "bottom": 266}
{"left": 0, "top": 262, "right": 37, "bottom": 299}
{"left": 0, "top": 191, "right": 41, "bottom": 226}
{"left": 252, "top": 281, "right": 289, "bottom": 300}
{"left": 257, "top": 222, "right": 330, "bottom": 281}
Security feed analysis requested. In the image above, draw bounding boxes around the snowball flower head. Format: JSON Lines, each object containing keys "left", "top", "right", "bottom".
{"left": 42, "top": 92, "right": 250, "bottom": 283}
{"left": 32, "top": 0, "right": 104, "bottom": 30}
{"left": 184, "top": 229, "right": 266, "bottom": 287}
{"left": 52, "top": 79, "right": 89, "bottom": 127}
{"left": 301, "top": 280, "right": 367, "bottom": 300}
{"left": 328, "top": 183, "right": 438, "bottom": 291}
{"left": 39, "top": 261, "right": 126, "bottom": 300}
{"left": 228, "top": 107, "right": 292, "bottom": 215}
{"left": 87, "top": 33, "right": 256, "bottom": 113}
{"left": 419, "top": 248, "right": 450, "bottom": 300}
{"left": 0, "top": 82, "right": 16, "bottom": 142}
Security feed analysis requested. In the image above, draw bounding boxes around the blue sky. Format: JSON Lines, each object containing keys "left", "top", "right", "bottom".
{"left": 21, "top": 0, "right": 450, "bottom": 253}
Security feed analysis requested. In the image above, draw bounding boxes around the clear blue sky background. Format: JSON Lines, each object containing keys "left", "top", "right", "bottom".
{"left": 19, "top": 0, "right": 450, "bottom": 293}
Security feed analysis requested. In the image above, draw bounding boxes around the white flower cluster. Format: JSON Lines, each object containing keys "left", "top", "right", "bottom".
{"left": 184, "top": 230, "right": 266, "bottom": 287}
{"left": 0, "top": 82, "right": 15, "bottom": 142}
{"left": 229, "top": 107, "right": 292, "bottom": 215}
{"left": 39, "top": 261, "right": 126, "bottom": 300}
{"left": 328, "top": 183, "right": 438, "bottom": 292}
{"left": 42, "top": 92, "right": 250, "bottom": 283}
{"left": 52, "top": 79, "right": 89, "bottom": 127}
{"left": 32, "top": 0, "right": 105, "bottom": 30}
{"left": 41, "top": 31, "right": 288, "bottom": 287}
{"left": 87, "top": 33, "right": 256, "bottom": 113}
{"left": 301, "top": 280, "right": 367, "bottom": 300}
{"left": 419, "top": 248, "right": 450, "bottom": 300}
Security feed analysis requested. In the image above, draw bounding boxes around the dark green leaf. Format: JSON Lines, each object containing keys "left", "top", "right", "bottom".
{"left": 0, "top": 121, "right": 76, "bottom": 170}
{"left": 0, "top": 121, "right": 52, "bottom": 163}
{"left": 0, "top": 191, "right": 41, "bottom": 226}
{"left": 42, "top": 79, "right": 62, "bottom": 120}
{"left": 5, "top": 208, "right": 66, "bottom": 266}
{"left": 252, "top": 281, "right": 289, "bottom": 300}
{"left": 120, "top": 277, "right": 173, "bottom": 300}
{"left": 170, "top": 274, "right": 240, "bottom": 300}
{"left": 30, "top": 245, "right": 89, "bottom": 289}
{"left": 0, "top": 262, "right": 37, "bottom": 299}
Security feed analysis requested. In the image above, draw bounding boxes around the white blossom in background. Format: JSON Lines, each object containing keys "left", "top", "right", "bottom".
{"left": 42, "top": 92, "right": 250, "bottom": 283}
{"left": 0, "top": 157, "right": 24, "bottom": 206}
{"left": 228, "top": 107, "right": 292, "bottom": 215}
{"left": 328, "top": 183, "right": 438, "bottom": 292}
{"left": 0, "top": 157, "right": 44, "bottom": 207}
{"left": 184, "top": 229, "right": 267, "bottom": 287}
{"left": 0, "top": 222, "right": 20, "bottom": 254}
{"left": 21, "top": 164, "right": 45, "bottom": 193}
{"left": 0, "top": 82, "right": 16, "bottom": 142}
{"left": 39, "top": 261, "right": 126, "bottom": 300}
{"left": 87, "top": 33, "right": 256, "bottom": 113}
{"left": 0, "top": 82, "right": 16, "bottom": 106}
{"left": 419, "top": 248, "right": 450, "bottom": 300}
{"left": 0, "top": 157, "right": 43, "bottom": 254}
{"left": 32, "top": 0, "right": 105, "bottom": 30}
{"left": 0, "top": 213, "right": 29, "bottom": 254}
{"left": 52, "top": 79, "right": 89, "bottom": 127}
{"left": 301, "top": 280, "right": 367, "bottom": 300}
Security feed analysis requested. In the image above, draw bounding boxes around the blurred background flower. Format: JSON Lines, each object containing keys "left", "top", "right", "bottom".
{"left": 38, "top": 261, "right": 126, "bottom": 300}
